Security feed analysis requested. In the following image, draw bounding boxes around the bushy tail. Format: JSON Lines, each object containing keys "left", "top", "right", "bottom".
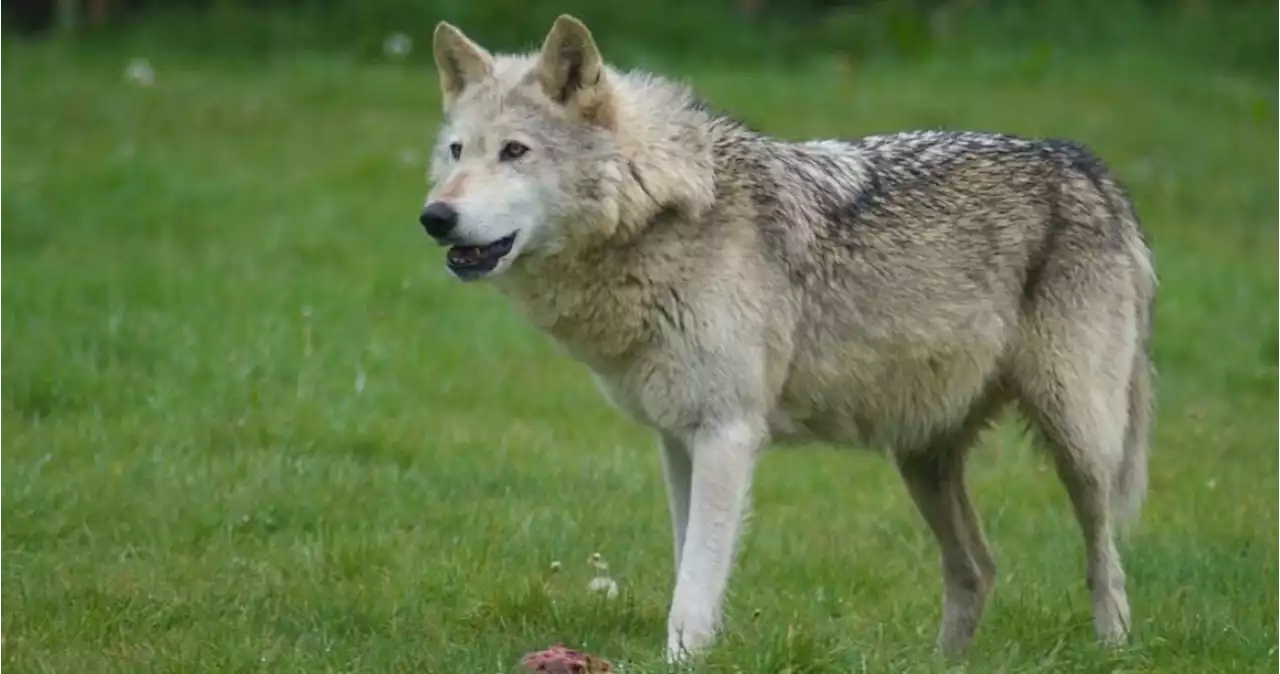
{"left": 1115, "top": 345, "right": 1153, "bottom": 531}
{"left": 1114, "top": 233, "right": 1157, "bottom": 532}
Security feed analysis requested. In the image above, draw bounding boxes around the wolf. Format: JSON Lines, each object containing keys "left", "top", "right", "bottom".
{"left": 418, "top": 15, "right": 1157, "bottom": 663}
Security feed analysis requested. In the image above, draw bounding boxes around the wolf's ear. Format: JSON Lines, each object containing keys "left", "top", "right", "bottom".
{"left": 433, "top": 21, "right": 494, "bottom": 110}
{"left": 536, "top": 15, "right": 615, "bottom": 127}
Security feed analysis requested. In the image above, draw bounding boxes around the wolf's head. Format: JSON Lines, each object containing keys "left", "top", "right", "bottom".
{"left": 421, "top": 15, "right": 716, "bottom": 282}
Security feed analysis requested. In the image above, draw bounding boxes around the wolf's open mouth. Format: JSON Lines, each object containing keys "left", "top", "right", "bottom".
{"left": 446, "top": 232, "right": 518, "bottom": 279}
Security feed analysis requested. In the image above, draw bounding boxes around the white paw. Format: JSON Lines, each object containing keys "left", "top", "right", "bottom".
{"left": 665, "top": 609, "right": 716, "bottom": 665}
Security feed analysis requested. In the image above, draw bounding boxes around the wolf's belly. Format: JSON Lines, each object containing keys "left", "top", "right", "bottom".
{"left": 770, "top": 340, "right": 1005, "bottom": 451}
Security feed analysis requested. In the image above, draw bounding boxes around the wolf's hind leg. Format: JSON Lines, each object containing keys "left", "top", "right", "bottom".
{"left": 1015, "top": 298, "right": 1139, "bottom": 646}
{"left": 896, "top": 412, "right": 998, "bottom": 656}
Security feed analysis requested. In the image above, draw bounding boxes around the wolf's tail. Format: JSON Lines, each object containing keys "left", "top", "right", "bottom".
{"left": 1115, "top": 336, "right": 1153, "bottom": 531}
{"left": 1110, "top": 182, "right": 1157, "bottom": 532}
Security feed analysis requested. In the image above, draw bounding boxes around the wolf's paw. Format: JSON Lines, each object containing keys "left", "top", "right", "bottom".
{"left": 665, "top": 609, "right": 716, "bottom": 666}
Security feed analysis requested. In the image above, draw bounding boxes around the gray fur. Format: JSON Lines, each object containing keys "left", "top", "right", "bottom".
{"left": 423, "top": 15, "right": 1157, "bottom": 662}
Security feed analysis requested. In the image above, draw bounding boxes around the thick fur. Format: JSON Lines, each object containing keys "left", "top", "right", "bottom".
{"left": 423, "top": 16, "right": 1157, "bottom": 663}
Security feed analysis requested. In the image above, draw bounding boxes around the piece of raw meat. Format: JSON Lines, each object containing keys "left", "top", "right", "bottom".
{"left": 519, "top": 644, "right": 613, "bottom": 673}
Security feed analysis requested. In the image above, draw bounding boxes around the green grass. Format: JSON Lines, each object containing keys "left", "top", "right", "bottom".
{"left": 2, "top": 32, "right": 1277, "bottom": 673}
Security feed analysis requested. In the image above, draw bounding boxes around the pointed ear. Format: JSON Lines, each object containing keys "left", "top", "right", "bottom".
{"left": 536, "top": 15, "right": 615, "bottom": 126}
{"left": 432, "top": 21, "right": 494, "bottom": 110}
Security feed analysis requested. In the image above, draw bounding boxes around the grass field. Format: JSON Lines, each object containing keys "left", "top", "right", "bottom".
{"left": 2, "top": 28, "right": 1277, "bottom": 673}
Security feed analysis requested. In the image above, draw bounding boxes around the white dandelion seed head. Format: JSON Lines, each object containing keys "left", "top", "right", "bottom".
{"left": 383, "top": 32, "right": 413, "bottom": 59}
{"left": 587, "top": 576, "right": 618, "bottom": 599}
{"left": 124, "top": 58, "right": 154, "bottom": 87}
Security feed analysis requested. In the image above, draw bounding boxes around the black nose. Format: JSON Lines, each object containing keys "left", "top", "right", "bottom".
{"left": 420, "top": 202, "right": 458, "bottom": 239}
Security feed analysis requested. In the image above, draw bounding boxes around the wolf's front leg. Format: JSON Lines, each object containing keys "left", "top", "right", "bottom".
{"left": 658, "top": 432, "right": 692, "bottom": 573}
{"left": 665, "top": 418, "right": 764, "bottom": 663}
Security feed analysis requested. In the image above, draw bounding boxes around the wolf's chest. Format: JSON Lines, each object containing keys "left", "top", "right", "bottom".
{"left": 506, "top": 273, "right": 667, "bottom": 365}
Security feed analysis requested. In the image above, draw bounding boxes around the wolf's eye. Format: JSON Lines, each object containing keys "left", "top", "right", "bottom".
{"left": 499, "top": 141, "right": 529, "bottom": 162}
{"left": 448, "top": 142, "right": 462, "bottom": 160}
